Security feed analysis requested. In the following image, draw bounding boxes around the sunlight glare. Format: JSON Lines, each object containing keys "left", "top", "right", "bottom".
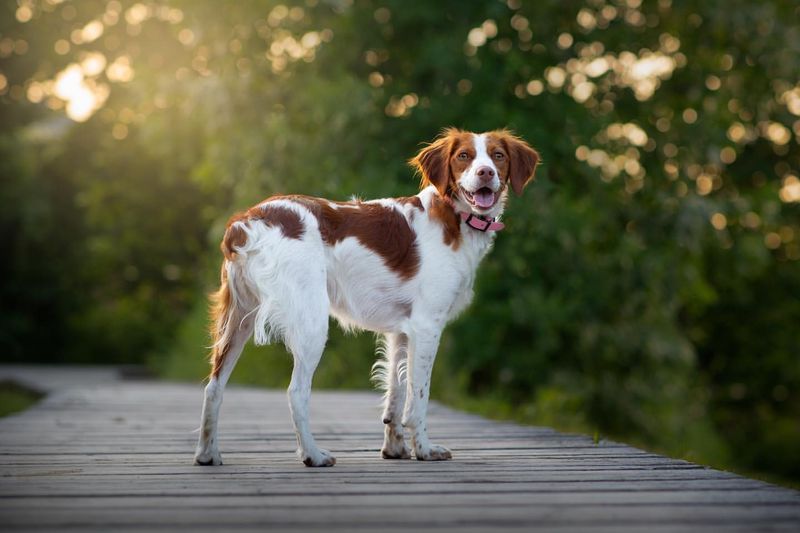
{"left": 66, "top": 86, "right": 98, "bottom": 122}
{"left": 780, "top": 87, "right": 800, "bottom": 115}
{"left": 81, "top": 20, "right": 104, "bottom": 43}
{"left": 763, "top": 121, "right": 791, "bottom": 145}
{"left": 81, "top": 52, "right": 107, "bottom": 77}
{"left": 54, "top": 64, "right": 83, "bottom": 100}
{"left": 52, "top": 63, "right": 108, "bottom": 122}
{"left": 780, "top": 175, "right": 800, "bottom": 203}
{"left": 125, "top": 3, "right": 149, "bottom": 25}
{"left": 16, "top": 5, "right": 34, "bottom": 23}
{"left": 106, "top": 56, "right": 134, "bottom": 82}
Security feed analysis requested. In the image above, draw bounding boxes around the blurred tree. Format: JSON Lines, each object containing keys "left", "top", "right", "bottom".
{"left": 0, "top": 0, "right": 798, "bottom": 481}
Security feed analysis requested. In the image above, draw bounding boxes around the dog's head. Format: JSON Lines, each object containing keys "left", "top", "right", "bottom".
{"left": 410, "top": 128, "right": 540, "bottom": 217}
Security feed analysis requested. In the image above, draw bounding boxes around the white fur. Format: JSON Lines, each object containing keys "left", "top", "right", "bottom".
{"left": 195, "top": 134, "right": 504, "bottom": 467}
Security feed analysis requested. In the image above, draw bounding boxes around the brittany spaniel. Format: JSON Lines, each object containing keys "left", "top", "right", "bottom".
{"left": 194, "top": 128, "right": 539, "bottom": 467}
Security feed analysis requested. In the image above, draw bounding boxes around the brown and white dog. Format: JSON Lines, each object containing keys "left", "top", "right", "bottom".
{"left": 194, "top": 128, "right": 539, "bottom": 467}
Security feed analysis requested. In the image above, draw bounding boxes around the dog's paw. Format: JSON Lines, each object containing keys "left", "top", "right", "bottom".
{"left": 300, "top": 448, "right": 337, "bottom": 467}
{"left": 382, "top": 421, "right": 410, "bottom": 459}
{"left": 194, "top": 451, "right": 223, "bottom": 466}
{"left": 415, "top": 444, "right": 452, "bottom": 461}
{"left": 381, "top": 444, "right": 412, "bottom": 459}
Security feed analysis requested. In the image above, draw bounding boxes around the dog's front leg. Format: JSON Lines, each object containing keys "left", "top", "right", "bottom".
{"left": 402, "top": 327, "right": 451, "bottom": 461}
{"left": 380, "top": 333, "right": 412, "bottom": 459}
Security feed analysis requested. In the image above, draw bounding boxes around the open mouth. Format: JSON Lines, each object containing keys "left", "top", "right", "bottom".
{"left": 461, "top": 186, "right": 498, "bottom": 209}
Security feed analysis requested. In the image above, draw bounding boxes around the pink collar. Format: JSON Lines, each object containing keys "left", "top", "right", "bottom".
{"left": 459, "top": 212, "right": 505, "bottom": 232}
{"left": 439, "top": 194, "right": 505, "bottom": 232}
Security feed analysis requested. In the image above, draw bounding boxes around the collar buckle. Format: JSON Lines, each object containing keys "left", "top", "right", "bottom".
{"left": 461, "top": 212, "right": 504, "bottom": 232}
{"left": 465, "top": 214, "right": 490, "bottom": 232}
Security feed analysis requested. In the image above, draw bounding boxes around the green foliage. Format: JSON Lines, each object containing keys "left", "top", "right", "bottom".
{"left": 0, "top": 381, "right": 43, "bottom": 418}
{"left": 1, "top": 0, "right": 799, "bottom": 484}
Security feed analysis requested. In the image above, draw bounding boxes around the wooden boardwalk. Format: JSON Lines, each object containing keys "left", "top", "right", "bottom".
{"left": 1, "top": 367, "right": 798, "bottom": 531}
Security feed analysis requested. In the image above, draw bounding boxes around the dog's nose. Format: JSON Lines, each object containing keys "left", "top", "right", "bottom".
{"left": 476, "top": 166, "right": 495, "bottom": 181}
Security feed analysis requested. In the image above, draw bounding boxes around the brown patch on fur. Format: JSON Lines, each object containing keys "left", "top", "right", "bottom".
{"left": 490, "top": 130, "right": 540, "bottom": 195}
{"left": 281, "top": 195, "right": 420, "bottom": 280}
{"left": 429, "top": 195, "right": 461, "bottom": 249}
{"left": 409, "top": 134, "right": 451, "bottom": 196}
{"left": 209, "top": 263, "right": 232, "bottom": 378}
{"left": 254, "top": 204, "right": 305, "bottom": 239}
{"left": 397, "top": 195, "right": 424, "bottom": 211}
{"left": 485, "top": 133, "right": 511, "bottom": 181}
{"left": 221, "top": 203, "right": 305, "bottom": 261}
{"left": 220, "top": 222, "right": 247, "bottom": 261}
{"left": 447, "top": 131, "right": 477, "bottom": 184}
{"left": 410, "top": 128, "right": 475, "bottom": 197}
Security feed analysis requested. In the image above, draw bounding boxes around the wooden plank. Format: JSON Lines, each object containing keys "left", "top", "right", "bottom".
{"left": 0, "top": 373, "right": 798, "bottom": 532}
{"left": 2, "top": 503, "right": 800, "bottom": 528}
{"left": 1, "top": 489, "right": 797, "bottom": 509}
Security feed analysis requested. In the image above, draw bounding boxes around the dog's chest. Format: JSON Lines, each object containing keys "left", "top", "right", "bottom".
{"left": 442, "top": 230, "right": 495, "bottom": 320}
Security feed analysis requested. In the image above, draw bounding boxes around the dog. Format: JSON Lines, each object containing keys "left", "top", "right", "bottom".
{"left": 194, "top": 128, "right": 539, "bottom": 467}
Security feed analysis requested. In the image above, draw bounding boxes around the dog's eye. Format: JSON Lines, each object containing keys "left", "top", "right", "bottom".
{"left": 494, "top": 152, "right": 505, "bottom": 160}
{"left": 457, "top": 152, "right": 469, "bottom": 161}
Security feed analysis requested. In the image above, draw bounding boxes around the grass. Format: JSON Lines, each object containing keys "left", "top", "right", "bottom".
{"left": 0, "top": 381, "right": 43, "bottom": 418}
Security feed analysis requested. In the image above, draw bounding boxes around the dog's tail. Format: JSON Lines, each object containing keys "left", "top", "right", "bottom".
{"left": 208, "top": 221, "right": 251, "bottom": 379}
{"left": 208, "top": 261, "right": 236, "bottom": 379}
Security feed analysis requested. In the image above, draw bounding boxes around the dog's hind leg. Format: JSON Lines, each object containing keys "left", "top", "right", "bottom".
{"left": 261, "top": 246, "right": 335, "bottom": 467}
{"left": 195, "top": 263, "right": 253, "bottom": 466}
{"left": 284, "top": 298, "right": 334, "bottom": 467}
{"left": 377, "top": 333, "right": 411, "bottom": 459}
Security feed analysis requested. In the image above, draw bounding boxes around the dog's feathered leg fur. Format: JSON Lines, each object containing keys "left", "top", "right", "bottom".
{"left": 374, "top": 333, "right": 412, "bottom": 459}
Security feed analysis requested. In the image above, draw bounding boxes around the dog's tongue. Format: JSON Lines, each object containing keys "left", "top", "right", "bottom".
{"left": 474, "top": 189, "right": 495, "bottom": 208}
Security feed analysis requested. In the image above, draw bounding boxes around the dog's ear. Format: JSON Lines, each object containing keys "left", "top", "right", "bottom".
{"left": 503, "top": 133, "right": 540, "bottom": 196}
{"left": 409, "top": 132, "right": 453, "bottom": 196}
